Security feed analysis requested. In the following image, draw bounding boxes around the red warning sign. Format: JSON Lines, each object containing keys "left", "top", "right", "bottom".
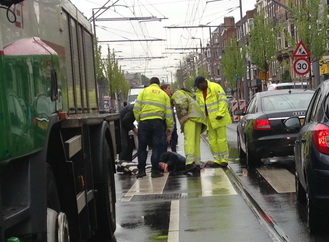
{"left": 292, "top": 41, "right": 310, "bottom": 57}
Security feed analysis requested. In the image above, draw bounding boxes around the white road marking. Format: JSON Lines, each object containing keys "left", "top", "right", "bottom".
{"left": 168, "top": 200, "right": 180, "bottom": 242}
{"left": 121, "top": 173, "right": 169, "bottom": 202}
{"left": 201, "top": 168, "right": 237, "bottom": 197}
{"left": 257, "top": 168, "right": 296, "bottom": 193}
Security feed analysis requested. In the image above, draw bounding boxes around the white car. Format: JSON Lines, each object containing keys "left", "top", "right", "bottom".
{"left": 127, "top": 87, "right": 144, "bottom": 104}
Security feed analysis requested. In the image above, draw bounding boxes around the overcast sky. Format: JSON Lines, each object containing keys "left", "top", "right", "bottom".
{"left": 70, "top": 0, "right": 257, "bottom": 82}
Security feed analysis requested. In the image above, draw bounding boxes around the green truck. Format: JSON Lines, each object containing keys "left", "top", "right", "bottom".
{"left": 0, "top": 0, "right": 120, "bottom": 241}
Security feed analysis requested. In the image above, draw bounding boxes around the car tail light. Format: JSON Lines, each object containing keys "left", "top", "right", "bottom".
{"left": 313, "top": 124, "right": 329, "bottom": 155}
{"left": 254, "top": 119, "right": 272, "bottom": 130}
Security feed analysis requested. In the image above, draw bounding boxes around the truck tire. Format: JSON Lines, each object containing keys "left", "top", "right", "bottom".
{"left": 90, "top": 123, "right": 116, "bottom": 240}
{"left": 47, "top": 208, "right": 70, "bottom": 242}
{"left": 47, "top": 165, "right": 70, "bottom": 242}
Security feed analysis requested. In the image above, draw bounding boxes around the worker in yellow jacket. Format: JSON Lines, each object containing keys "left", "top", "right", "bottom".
{"left": 171, "top": 88, "right": 207, "bottom": 173}
{"left": 194, "top": 76, "right": 232, "bottom": 168}
{"left": 133, "top": 77, "right": 173, "bottom": 178}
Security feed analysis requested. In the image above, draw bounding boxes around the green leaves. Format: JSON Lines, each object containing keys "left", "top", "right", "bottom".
{"left": 248, "top": 11, "right": 279, "bottom": 73}
{"left": 222, "top": 35, "right": 245, "bottom": 89}
{"left": 288, "top": 0, "right": 329, "bottom": 61}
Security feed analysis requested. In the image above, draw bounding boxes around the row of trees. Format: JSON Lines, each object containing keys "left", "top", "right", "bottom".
{"left": 95, "top": 43, "right": 130, "bottom": 110}
{"left": 222, "top": 0, "right": 329, "bottom": 98}
{"left": 94, "top": 0, "right": 329, "bottom": 105}
{"left": 174, "top": 0, "right": 329, "bottom": 99}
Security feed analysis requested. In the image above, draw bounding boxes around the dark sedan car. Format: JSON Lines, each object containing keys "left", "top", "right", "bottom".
{"left": 284, "top": 80, "right": 329, "bottom": 233}
{"left": 236, "top": 89, "right": 314, "bottom": 168}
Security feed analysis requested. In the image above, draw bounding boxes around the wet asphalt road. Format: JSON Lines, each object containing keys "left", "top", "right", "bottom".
{"left": 113, "top": 123, "right": 329, "bottom": 242}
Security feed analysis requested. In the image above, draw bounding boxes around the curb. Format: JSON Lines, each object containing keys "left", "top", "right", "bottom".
{"left": 201, "top": 128, "right": 289, "bottom": 242}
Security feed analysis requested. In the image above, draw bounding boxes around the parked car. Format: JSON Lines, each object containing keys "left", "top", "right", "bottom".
{"left": 236, "top": 89, "right": 314, "bottom": 168}
{"left": 127, "top": 86, "right": 144, "bottom": 104}
{"left": 284, "top": 80, "right": 329, "bottom": 233}
{"left": 267, "top": 82, "right": 309, "bottom": 90}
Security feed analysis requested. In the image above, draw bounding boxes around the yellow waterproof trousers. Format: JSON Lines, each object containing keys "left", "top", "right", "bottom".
{"left": 183, "top": 120, "right": 202, "bottom": 165}
{"left": 208, "top": 125, "right": 229, "bottom": 165}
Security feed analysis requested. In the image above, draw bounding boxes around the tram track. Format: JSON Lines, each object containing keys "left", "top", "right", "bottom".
{"left": 226, "top": 166, "right": 290, "bottom": 242}
{"left": 201, "top": 130, "right": 290, "bottom": 242}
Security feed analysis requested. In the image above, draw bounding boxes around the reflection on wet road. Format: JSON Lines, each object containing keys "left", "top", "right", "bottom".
{"left": 115, "top": 168, "right": 272, "bottom": 242}
{"left": 113, "top": 124, "right": 329, "bottom": 242}
{"left": 114, "top": 124, "right": 271, "bottom": 242}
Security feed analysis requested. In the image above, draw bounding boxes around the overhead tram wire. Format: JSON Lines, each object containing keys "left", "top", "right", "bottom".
{"left": 88, "top": 0, "right": 119, "bottom": 22}
{"left": 141, "top": 0, "right": 167, "bottom": 19}
{"left": 183, "top": 0, "right": 200, "bottom": 50}
{"left": 98, "top": 39, "right": 166, "bottom": 43}
{"left": 205, "top": 6, "right": 239, "bottom": 25}
{"left": 139, "top": 0, "right": 172, "bottom": 68}
{"left": 120, "top": 0, "right": 168, "bottom": 65}
{"left": 127, "top": 1, "right": 151, "bottom": 57}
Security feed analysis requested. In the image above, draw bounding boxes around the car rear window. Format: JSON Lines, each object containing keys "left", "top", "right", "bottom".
{"left": 128, "top": 94, "right": 138, "bottom": 103}
{"left": 276, "top": 84, "right": 306, "bottom": 90}
{"left": 262, "top": 93, "right": 313, "bottom": 112}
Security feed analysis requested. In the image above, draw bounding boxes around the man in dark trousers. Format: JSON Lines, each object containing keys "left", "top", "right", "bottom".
{"left": 119, "top": 104, "right": 137, "bottom": 165}
{"left": 133, "top": 77, "right": 173, "bottom": 178}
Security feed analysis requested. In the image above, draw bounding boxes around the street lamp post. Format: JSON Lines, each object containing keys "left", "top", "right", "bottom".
{"left": 191, "top": 37, "right": 203, "bottom": 75}
{"left": 239, "top": 0, "right": 248, "bottom": 102}
{"left": 205, "top": 0, "right": 249, "bottom": 100}
{"left": 191, "top": 37, "right": 203, "bottom": 54}
{"left": 208, "top": 27, "right": 216, "bottom": 82}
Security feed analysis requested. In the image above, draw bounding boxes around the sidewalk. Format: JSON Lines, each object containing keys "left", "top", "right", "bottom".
{"left": 227, "top": 122, "right": 238, "bottom": 131}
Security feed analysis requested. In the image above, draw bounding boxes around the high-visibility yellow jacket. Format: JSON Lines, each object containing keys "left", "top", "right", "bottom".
{"left": 133, "top": 83, "right": 173, "bottom": 131}
{"left": 195, "top": 80, "right": 232, "bottom": 129}
{"left": 171, "top": 89, "right": 207, "bottom": 133}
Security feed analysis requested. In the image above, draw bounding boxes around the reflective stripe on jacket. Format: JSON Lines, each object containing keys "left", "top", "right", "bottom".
{"left": 133, "top": 84, "right": 174, "bottom": 130}
{"left": 171, "top": 89, "right": 207, "bottom": 133}
{"left": 195, "top": 80, "right": 232, "bottom": 129}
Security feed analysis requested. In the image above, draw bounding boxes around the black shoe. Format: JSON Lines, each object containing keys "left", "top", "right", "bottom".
{"left": 136, "top": 170, "right": 146, "bottom": 178}
{"left": 220, "top": 162, "right": 228, "bottom": 168}
{"left": 151, "top": 170, "right": 164, "bottom": 178}
{"left": 207, "top": 162, "right": 221, "bottom": 168}
{"left": 206, "top": 162, "right": 228, "bottom": 168}
{"left": 116, "top": 166, "right": 124, "bottom": 172}
{"left": 182, "top": 163, "right": 198, "bottom": 174}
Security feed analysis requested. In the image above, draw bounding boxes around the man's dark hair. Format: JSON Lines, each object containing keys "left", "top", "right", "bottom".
{"left": 194, "top": 76, "right": 206, "bottom": 87}
{"left": 150, "top": 77, "right": 160, "bottom": 85}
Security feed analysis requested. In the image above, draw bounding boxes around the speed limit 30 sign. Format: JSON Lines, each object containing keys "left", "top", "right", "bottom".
{"left": 293, "top": 57, "right": 310, "bottom": 75}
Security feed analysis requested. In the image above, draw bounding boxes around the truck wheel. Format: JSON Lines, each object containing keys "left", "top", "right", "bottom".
{"left": 90, "top": 122, "right": 116, "bottom": 240}
{"left": 47, "top": 208, "right": 70, "bottom": 242}
{"left": 47, "top": 165, "right": 70, "bottom": 242}
{"left": 58, "top": 212, "right": 70, "bottom": 242}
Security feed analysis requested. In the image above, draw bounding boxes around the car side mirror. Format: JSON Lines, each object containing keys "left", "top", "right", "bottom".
{"left": 283, "top": 117, "right": 301, "bottom": 130}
